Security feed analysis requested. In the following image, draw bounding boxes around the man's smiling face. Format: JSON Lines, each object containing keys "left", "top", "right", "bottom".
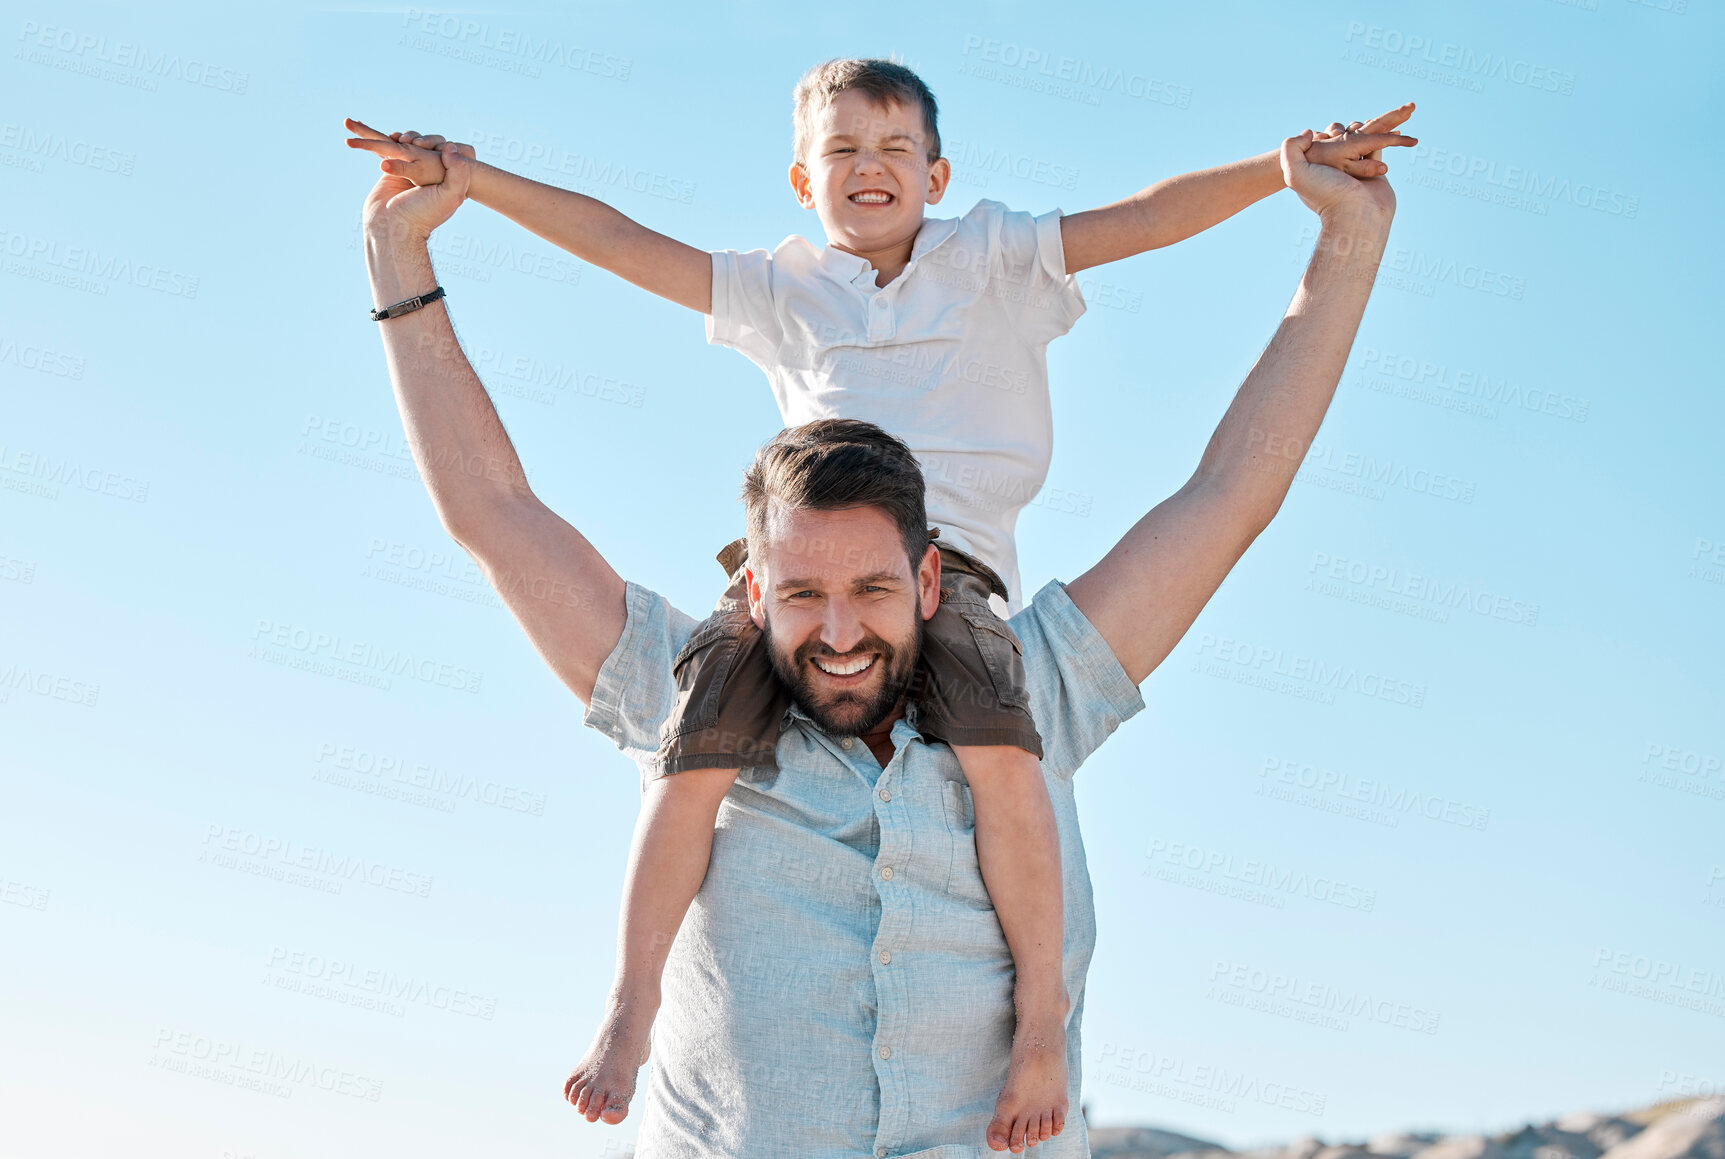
{"left": 747, "top": 503, "right": 940, "bottom": 737}
{"left": 790, "top": 89, "right": 950, "bottom": 260}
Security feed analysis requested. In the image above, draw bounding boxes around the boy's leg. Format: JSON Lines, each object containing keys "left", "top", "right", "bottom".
{"left": 564, "top": 763, "right": 739, "bottom": 1124}
{"left": 657, "top": 538, "right": 790, "bottom": 775}
{"left": 915, "top": 550, "right": 1066, "bottom": 1153}
{"left": 569, "top": 538, "right": 786, "bottom": 1124}
{"left": 960, "top": 745, "right": 1068, "bottom": 1154}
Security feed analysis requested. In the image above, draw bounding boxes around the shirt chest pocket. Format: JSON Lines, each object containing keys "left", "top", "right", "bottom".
{"left": 940, "top": 779, "right": 992, "bottom": 909}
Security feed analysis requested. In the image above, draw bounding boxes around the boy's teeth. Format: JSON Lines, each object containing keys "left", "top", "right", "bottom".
{"left": 851, "top": 192, "right": 891, "bottom": 203}
{"left": 813, "top": 654, "right": 875, "bottom": 676}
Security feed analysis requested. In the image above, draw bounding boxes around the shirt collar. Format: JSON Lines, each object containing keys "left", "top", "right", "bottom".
{"left": 782, "top": 699, "right": 927, "bottom": 746}
{"left": 812, "top": 212, "right": 963, "bottom": 288}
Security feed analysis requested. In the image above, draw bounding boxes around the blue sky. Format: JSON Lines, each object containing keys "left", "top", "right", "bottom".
{"left": 2, "top": 1, "right": 1722, "bottom": 1155}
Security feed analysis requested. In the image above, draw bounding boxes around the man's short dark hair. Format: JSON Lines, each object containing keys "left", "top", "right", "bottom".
{"left": 792, "top": 58, "right": 941, "bottom": 164}
{"left": 742, "top": 419, "right": 929, "bottom": 575}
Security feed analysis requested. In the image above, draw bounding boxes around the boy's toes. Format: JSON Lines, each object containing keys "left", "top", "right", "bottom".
{"left": 599, "top": 1093, "right": 631, "bottom": 1124}
{"left": 986, "top": 1112, "right": 1012, "bottom": 1151}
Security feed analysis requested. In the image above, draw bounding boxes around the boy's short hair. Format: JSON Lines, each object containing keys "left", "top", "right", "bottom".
{"left": 792, "top": 58, "right": 941, "bottom": 165}
{"left": 742, "top": 419, "right": 930, "bottom": 577}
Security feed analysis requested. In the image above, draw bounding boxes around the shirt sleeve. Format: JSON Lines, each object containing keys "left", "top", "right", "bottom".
{"left": 705, "top": 247, "right": 783, "bottom": 368}
{"left": 991, "top": 203, "right": 1088, "bottom": 345}
{"left": 1010, "top": 578, "right": 1146, "bottom": 781}
{"left": 581, "top": 580, "right": 699, "bottom": 772}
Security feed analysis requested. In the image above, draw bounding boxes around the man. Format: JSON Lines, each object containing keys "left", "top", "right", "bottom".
{"left": 358, "top": 117, "right": 1398, "bottom": 1157}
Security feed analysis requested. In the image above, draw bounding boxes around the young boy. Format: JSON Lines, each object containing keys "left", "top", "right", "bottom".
{"left": 347, "top": 62, "right": 1411, "bottom": 1153}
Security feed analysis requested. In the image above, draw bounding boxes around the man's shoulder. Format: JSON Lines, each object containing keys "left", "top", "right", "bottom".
{"left": 614, "top": 581, "right": 699, "bottom": 668}
{"left": 1009, "top": 579, "right": 1146, "bottom": 777}
{"left": 581, "top": 580, "right": 699, "bottom": 756}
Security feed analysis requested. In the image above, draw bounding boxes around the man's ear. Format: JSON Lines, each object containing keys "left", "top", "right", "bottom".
{"left": 924, "top": 156, "right": 950, "bottom": 206}
{"left": 917, "top": 544, "right": 941, "bottom": 621}
{"left": 746, "top": 565, "right": 767, "bottom": 630}
{"left": 789, "top": 162, "right": 816, "bottom": 209}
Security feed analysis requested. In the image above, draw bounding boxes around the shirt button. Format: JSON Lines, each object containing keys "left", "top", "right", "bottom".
{"left": 879, "top": 949, "right": 892, "bottom": 964}
{"left": 878, "top": 1150, "right": 889, "bottom": 1158}
{"left": 880, "top": 866, "right": 893, "bottom": 880}
{"left": 841, "top": 737, "right": 854, "bottom": 750}
{"left": 879, "top": 788, "right": 891, "bottom": 802}
{"left": 879, "top": 1045, "right": 892, "bottom": 1060}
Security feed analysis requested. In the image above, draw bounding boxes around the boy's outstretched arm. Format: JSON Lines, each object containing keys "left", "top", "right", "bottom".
{"left": 1059, "top": 102, "right": 1415, "bottom": 275}
{"left": 346, "top": 118, "right": 712, "bottom": 314}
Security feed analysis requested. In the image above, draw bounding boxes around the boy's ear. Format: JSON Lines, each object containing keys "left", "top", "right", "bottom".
{"left": 788, "top": 162, "right": 816, "bottom": 209}
{"left": 924, "top": 156, "right": 950, "bottom": 207}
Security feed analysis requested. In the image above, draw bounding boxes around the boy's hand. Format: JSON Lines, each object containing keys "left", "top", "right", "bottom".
{"left": 1302, "top": 102, "right": 1417, "bottom": 179}
{"left": 344, "top": 117, "right": 476, "bottom": 187}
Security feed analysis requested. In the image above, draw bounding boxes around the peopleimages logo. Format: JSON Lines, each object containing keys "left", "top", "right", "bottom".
{"left": 1355, "top": 347, "right": 1589, "bottom": 423}
{"left": 15, "top": 20, "right": 250, "bottom": 94}
{"left": 1307, "top": 551, "right": 1540, "bottom": 628}
{"left": 958, "top": 35, "right": 1193, "bottom": 108}
{"left": 201, "top": 824, "right": 435, "bottom": 898}
{"left": 1407, "top": 145, "right": 1637, "bottom": 218}
{"left": 0, "top": 122, "right": 136, "bottom": 175}
{"left": 150, "top": 1028, "right": 382, "bottom": 1101}
{"left": 1207, "top": 960, "right": 1442, "bottom": 1034}
{"left": 1341, "top": 22, "right": 1576, "bottom": 95}
{"left": 0, "top": 226, "right": 199, "bottom": 298}
{"left": 398, "top": 9, "right": 630, "bottom": 79}
{"left": 1144, "top": 837, "right": 1378, "bottom": 911}
{"left": 1094, "top": 1042, "right": 1327, "bottom": 1115}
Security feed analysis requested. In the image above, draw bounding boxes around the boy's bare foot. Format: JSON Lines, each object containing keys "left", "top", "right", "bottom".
{"left": 563, "top": 997, "right": 655, "bottom": 1124}
{"left": 986, "top": 1009, "right": 1068, "bottom": 1152}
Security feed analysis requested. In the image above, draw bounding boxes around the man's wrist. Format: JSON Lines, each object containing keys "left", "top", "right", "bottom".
{"left": 364, "top": 214, "right": 433, "bottom": 254}
{"left": 364, "top": 223, "right": 437, "bottom": 304}
{"left": 1308, "top": 206, "right": 1391, "bottom": 283}
{"left": 1315, "top": 203, "right": 1393, "bottom": 250}
{"left": 1317, "top": 197, "right": 1393, "bottom": 230}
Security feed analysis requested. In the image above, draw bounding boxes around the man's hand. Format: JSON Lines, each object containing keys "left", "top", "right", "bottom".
{"left": 1281, "top": 109, "right": 1409, "bottom": 221}
{"left": 358, "top": 139, "right": 473, "bottom": 243}
{"left": 345, "top": 117, "right": 476, "bottom": 187}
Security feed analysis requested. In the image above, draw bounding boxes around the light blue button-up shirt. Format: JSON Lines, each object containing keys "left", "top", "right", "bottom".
{"left": 583, "top": 577, "right": 1145, "bottom": 1157}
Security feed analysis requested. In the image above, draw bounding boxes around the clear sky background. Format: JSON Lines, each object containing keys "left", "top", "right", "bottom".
{"left": 3, "top": 1, "right": 1722, "bottom": 1156}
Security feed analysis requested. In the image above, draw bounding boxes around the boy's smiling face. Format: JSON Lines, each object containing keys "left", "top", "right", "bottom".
{"left": 790, "top": 89, "right": 950, "bottom": 262}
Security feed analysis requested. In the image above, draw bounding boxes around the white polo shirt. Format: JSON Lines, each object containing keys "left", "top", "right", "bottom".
{"left": 707, "top": 198, "right": 1087, "bottom": 612}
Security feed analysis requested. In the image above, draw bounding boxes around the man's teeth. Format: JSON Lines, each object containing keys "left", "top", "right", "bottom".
{"left": 850, "top": 192, "right": 892, "bottom": 203}
{"left": 813, "top": 654, "right": 876, "bottom": 676}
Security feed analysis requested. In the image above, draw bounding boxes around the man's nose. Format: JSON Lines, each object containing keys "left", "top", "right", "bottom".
{"left": 820, "top": 599, "right": 867, "bottom": 655}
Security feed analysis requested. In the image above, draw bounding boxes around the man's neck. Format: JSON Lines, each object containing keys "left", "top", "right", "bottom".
{"left": 856, "top": 700, "right": 907, "bottom": 768}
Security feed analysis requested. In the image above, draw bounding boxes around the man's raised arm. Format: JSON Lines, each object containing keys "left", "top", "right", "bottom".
{"left": 1066, "top": 124, "right": 1400, "bottom": 685}
{"left": 361, "top": 159, "right": 627, "bottom": 704}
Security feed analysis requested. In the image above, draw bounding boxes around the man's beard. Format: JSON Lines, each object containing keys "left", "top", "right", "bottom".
{"left": 762, "top": 613, "right": 923, "bottom": 737}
